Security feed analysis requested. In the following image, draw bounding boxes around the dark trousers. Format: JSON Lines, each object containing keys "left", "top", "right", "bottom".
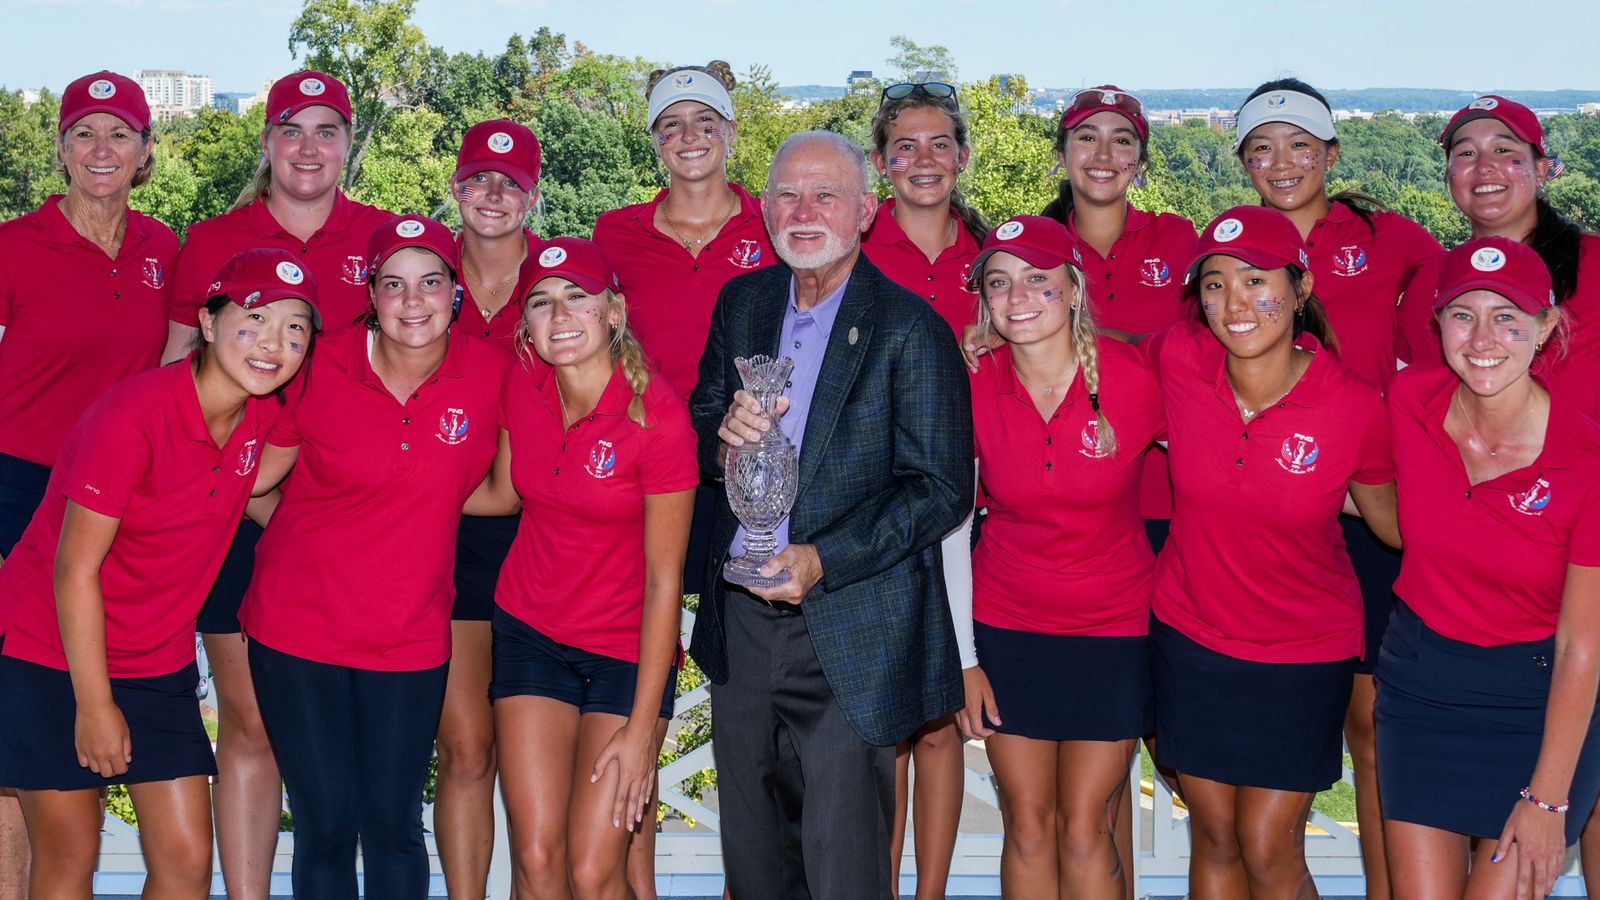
{"left": 249, "top": 639, "right": 448, "bottom": 900}
{"left": 0, "top": 451, "right": 50, "bottom": 555}
{"left": 710, "top": 593, "right": 896, "bottom": 900}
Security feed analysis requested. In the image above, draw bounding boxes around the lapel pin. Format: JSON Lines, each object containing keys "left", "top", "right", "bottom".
{"left": 848, "top": 326, "right": 859, "bottom": 346}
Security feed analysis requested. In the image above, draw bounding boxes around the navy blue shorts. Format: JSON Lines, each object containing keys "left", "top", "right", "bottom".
{"left": 975, "top": 621, "right": 1151, "bottom": 741}
{"left": 1151, "top": 616, "right": 1355, "bottom": 792}
{"left": 1377, "top": 601, "right": 1600, "bottom": 843}
{"left": 195, "top": 518, "right": 263, "bottom": 634}
{"left": 1143, "top": 518, "right": 1171, "bottom": 557}
{"left": 0, "top": 451, "right": 50, "bottom": 556}
{"left": 0, "top": 641, "right": 215, "bottom": 790}
{"left": 489, "top": 607, "right": 675, "bottom": 719}
{"left": 453, "top": 513, "right": 519, "bottom": 621}
{"left": 1341, "top": 515, "right": 1401, "bottom": 675}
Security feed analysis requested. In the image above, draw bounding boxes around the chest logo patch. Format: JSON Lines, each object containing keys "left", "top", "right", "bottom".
{"left": 586, "top": 439, "right": 618, "bottom": 479}
{"left": 141, "top": 257, "right": 165, "bottom": 289}
{"left": 1079, "top": 420, "right": 1110, "bottom": 459}
{"left": 235, "top": 439, "right": 260, "bottom": 477}
{"left": 1332, "top": 245, "right": 1369, "bottom": 277}
{"left": 1277, "top": 432, "right": 1320, "bottom": 475}
{"left": 728, "top": 239, "right": 763, "bottom": 269}
{"left": 1139, "top": 257, "right": 1171, "bottom": 288}
{"left": 341, "top": 255, "right": 368, "bottom": 286}
{"left": 437, "top": 408, "right": 469, "bottom": 446}
{"left": 1511, "top": 477, "right": 1552, "bottom": 516}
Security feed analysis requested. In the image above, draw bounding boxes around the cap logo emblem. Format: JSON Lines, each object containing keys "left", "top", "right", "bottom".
{"left": 995, "top": 221, "right": 1024, "bottom": 240}
{"left": 242, "top": 290, "right": 263, "bottom": 307}
{"left": 487, "top": 131, "right": 514, "bottom": 153}
{"left": 1213, "top": 218, "right": 1244, "bottom": 242}
{"left": 539, "top": 246, "right": 568, "bottom": 267}
{"left": 1101, "top": 91, "right": 1118, "bottom": 105}
{"left": 299, "top": 77, "right": 326, "bottom": 96}
{"left": 1072, "top": 246, "right": 1084, "bottom": 266}
{"left": 1265, "top": 94, "right": 1287, "bottom": 109}
{"left": 88, "top": 79, "right": 116, "bottom": 99}
{"left": 395, "top": 219, "right": 426, "bottom": 238}
{"left": 1471, "top": 247, "right": 1507, "bottom": 272}
{"left": 673, "top": 73, "right": 694, "bottom": 88}
{"left": 1299, "top": 249, "right": 1311, "bottom": 268}
{"left": 1469, "top": 97, "right": 1499, "bottom": 110}
{"left": 275, "top": 261, "right": 305, "bottom": 285}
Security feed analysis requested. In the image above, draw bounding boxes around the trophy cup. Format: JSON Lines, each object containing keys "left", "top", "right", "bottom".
{"left": 723, "top": 355, "right": 799, "bottom": 588}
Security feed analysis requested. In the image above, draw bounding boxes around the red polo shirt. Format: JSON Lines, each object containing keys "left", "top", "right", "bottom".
{"left": 1305, "top": 203, "right": 1440, "bottom": 392}
{"left": 457, "top": 229, "right": 542, "bottom": 353}
{"left": 239, "top": 327, "right": 508, "bottom": 671}
{"left": 592, "top": 185, "right": 775, "bottom": 398}
{"left": 1067, "top": 204, "right": 1199, "bottom": 520}
{"left": 971, "top": 339, "right": 1164, "bottom": 636}
{"left": 0, "top": 196, "right": 176, "bottom": 465}
{"left": 1391, "top": 367, "right": 1600, "bottom": 646}
{"left": 1151, "top": 324, "right": 1394, "bottom": 663}
{"left": 0, "top": 361, "right": 276, "bottom": 676}
{"left": 495, "top": 361, "right": 698, "bottom": 662}
{"left": 862, "top": 198, "right": 982, "bottom": 337}
{"left": 1397, "top": 235, "right": 1600, "bottom": 420}
{"left": 170, "top": 192, "right": 394, "bottom": 331}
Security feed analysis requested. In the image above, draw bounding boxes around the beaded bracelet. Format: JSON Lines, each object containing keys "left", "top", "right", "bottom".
{"left": 1521, "top": 787, "right": 1570, "bottom": 814}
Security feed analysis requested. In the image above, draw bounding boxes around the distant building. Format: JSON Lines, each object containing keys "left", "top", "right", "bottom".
{"left": 1580, "top": 102, "right": 1600, "bottom": 116}
{"left": 136, "top": 68, "right": 213, "bottom": 118}
{"left": 847, "top": 70, "right": 875, "bottom": 91}
{"left": 236, "top": 80, "right": 273, "bottom": 118}
{"left": 212, "top": 92, "right": 253, "bottom": 115}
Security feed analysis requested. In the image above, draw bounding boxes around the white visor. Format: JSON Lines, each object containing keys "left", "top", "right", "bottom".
{"left": 647, "top": 71, "right": 735, "bottom": 130}
{"left": 1232, "top": 90, "right": 1337, "bottom": 152}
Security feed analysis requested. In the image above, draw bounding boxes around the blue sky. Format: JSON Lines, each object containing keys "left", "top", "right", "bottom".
{"left": 5, "top": 0, "right": 1599, "bottom": 94}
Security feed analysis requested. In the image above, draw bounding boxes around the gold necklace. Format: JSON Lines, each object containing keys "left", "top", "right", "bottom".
{"left": 662, "top": 191, "right": 738, "bottom": 251}
{"left": 1014, "top": 362, "right": 1076, "bottom": 398}
{"left": 1455, "top": 387, "right": 1508, "bottom": 457}
{"left": 462, "top": 257, "right": 521, "bottom": 322}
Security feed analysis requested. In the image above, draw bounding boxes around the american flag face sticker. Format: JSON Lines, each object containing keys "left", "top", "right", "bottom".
{"left": 889, "top": 157, "right": 911, "bottom": 173}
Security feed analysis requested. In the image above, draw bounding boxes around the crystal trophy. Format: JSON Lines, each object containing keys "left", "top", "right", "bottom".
{"left": 723, "top": 355, "right": 799, "bottom": 588}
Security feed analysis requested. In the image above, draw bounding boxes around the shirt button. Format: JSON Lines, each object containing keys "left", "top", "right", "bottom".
{"left": 927, "top": 274, "right": 935, "bottom": 281}
{"left": 1108, "top": 293, "right": 1116, "bottom": 300}
{"left": 692, "top": 265, "right": 700, "bottom": 273}
{"left": 554, "top": 467, "right": 560, "bottom": 475}
{"left": 110, "top": 268, "right": 118, "bottom": 275}
{"left": 793, "top": 341, "right": 801, "bottom": 349}
{"left": 212, "top": 466, "right": 220, "bottom": 473}
{"left": 113, "top": 290, "right": 121, "bottom": 298}
{"left": 1045, "top": 436, "right": 1053, "bottom": 445}
{"left": 400, "top": 442, "right": 410, "bottom": 451}
{"left": 1044, "top": 462, "right": 1053, "bottom": 471}
{"left": 402, "top": 418, "right": 410, "bottom": 425}
{"left": 1236, "top": 458, "right": 1245, "bottom": 466}
{"left": 785, "top": 380, "right": 793, "bottom": 388}
{"left": 209, "top": 489, "right": 216, "bottom": 496}
{"left": 1242, "top": 432, "right": 1249, "bottom": 439}
{"left": 1465, "top": 490, "right": 1472, "bottom": 499}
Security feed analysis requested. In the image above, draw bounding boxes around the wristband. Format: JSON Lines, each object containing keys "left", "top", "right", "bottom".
{"left": 1520, "top": 787, "right": 1570, "bottom": 814}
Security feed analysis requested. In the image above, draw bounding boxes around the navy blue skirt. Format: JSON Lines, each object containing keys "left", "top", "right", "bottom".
{"left": 0, "top": 451, "right": 50, "bottom": 556}
{"left": 1341, "top": 515, "right": 1401, "bottom": 675}
{"left": 195, "top": 518, "right": 263, "bottom": 634}
{"left": 1151, "top": 616, "right": 1355, "bottom": 792}
{"left": 0, "top": 644, "right": 216, "bottom": 790}
{"left": 453, "top": 513, "right": 519, "bottom": 621}
{"left": 489, "top": 607, "right": 675, "bottom": 719}
{"left": 1376, "top": 601, "right": 1600, "bottom": 843}
{"left": 974, "top": 621, "right": 1151, "bottom": 741}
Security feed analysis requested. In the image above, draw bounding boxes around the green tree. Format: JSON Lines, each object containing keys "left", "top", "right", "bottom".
{"left": 961, "top": 75, "right": 1055, "bottom": 224}
{"left": 1548, "top": 172, "right": 1600, "bottom": 233}
{"left": 130, "top": 142, "right": 201, "bottom": 234}
{"left": 288, "top": 0, "right": 430, "bottom": 189}
{"left": 727, "top": 64, "right": 789, "bottom": 196}
{"left": 532, "top": 98, "right": 637, "bottom": 238}
{"left": 350, "top": 107, "right": 454, "bottom": 217}
{"left": 178, "top": 106, "right": 263, "bottom": 224}
{"left": 886, "top": 35, "right": 958, "bottom": 83}
{"left": 0, "top": 89, "right": 65, "bottom": 219}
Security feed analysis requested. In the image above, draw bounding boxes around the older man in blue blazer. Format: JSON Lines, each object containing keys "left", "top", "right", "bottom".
{"left": 688, "top": 129, "right": 974, "bottom": 898}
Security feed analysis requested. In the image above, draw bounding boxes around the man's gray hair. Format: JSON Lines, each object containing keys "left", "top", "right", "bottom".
{"left": 767, "top": 130, "right": 873, "bottom": 194}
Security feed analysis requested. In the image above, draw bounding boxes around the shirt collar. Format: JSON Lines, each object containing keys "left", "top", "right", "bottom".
{"left": 1203, "top": 329, "right": 1333, "bottom": 410}
{"left": 786, "top": 273, "right": 849, "bottom": 337}
{"left": 638, "top": 183, "right": 762, "bottom": 234}
{"left": 1067, "top": 203, "right": 1152, "bottom": 240}
{"left": 1319, "top": 199, "right": 1355, "bottom": 227}
{"left": 534, "top": 361, "right": 634, "bottom": 423}
{"left": 359, "top": 326, "right": 471, "bottom": 390}
{"left": 987, "top": 343, "right": 1086, "bottom": 406}
{"left": 38, "top": 194, "right": 151, "bottom": 255}
{"left": 866, "top": 197, "right": 980, "bottom": 256}
{"left": 247, "top": 191, "right": 356, "bottom": 239}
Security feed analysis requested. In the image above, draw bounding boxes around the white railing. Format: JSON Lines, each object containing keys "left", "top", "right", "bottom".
{"left": 90, "top": 607, "right": 1591, "bottom": 897}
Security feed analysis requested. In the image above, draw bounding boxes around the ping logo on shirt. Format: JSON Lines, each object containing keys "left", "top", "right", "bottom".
{"left": 1332, "top": 245, "right": 1368, "bottom": 277}
{"left": 1471, "top": 247, "right": 1507, "bottom": 272}
{"left": 1276, "top": 433, "right": 1320, "bottom": 475}
{"left": 995, "top": 221, "right": 1025, "bottom": 241}
{"left": 729, "top": 239, "right": 763, "bottom": 270}
{"left": 1139, "top": 258, "right": 1171, "bottom": 287}
{"left": 276, "top": 261, "right": 305, "bottom": 285}
{"left": 396, "top": 220, "right": 426, "bottom": 238}
{"left": 236, "top": 439, "right": 260, "bottom": 477}
{"left": 1079, "top": 420, "right": 1110, "bottom": 459}
{"left": 142, "top": 257, "right": 165, "bottom": 289}
{"left": 1511, "top": 477, "right": 1552, "bottom": 516}
{"left": 437, "top": 408, "right": 470, "bottom": 446}
{"left": 586, "top": 439, "right": 618, "bottom": 479}
{"left": 1213, "top": 218, "right": 1244, "bottom": 243}
{"left": 299, "top": 77, "right": 326, "bottom": 97}
{"left": 88, "top": 79, "right": 116, "bottom": 99}
{"left": 341, "top": 255, "right": 368, "bottom": 286}
{"left": 487, "top": 131, "right": 514, "bottom": 153}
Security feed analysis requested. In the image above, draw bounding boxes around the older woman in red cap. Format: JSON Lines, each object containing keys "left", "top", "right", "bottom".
{"left": 158, "top": 69, "right": 395, "bottom": 900}
{"left": 0, "top": 247, "right": 318, "bottom": 899}
{"left": 235, "top": 216, "right": 506, "bottom": 900}
{"left": 1379, "top": 236, "right": 1600, "bottom": 900}
{"left": 438, "top": 116, "right": 543, "bottom": 899}
{"left": 0, "top": 68, "right": 177, "bottom": 884}
{"left": 1149, "top": 206, "right": 1397, "bottom": 900}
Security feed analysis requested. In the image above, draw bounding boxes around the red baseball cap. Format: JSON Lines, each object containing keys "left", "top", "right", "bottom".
{"left": 367, "top": 216, "right": 459, "bottom": 278}
{"left": 265, "top": 71, "right": 353, "bottom": 126}
{"left": 969, "top": 216, "right": 1084, "bottom": 290}
{"left": 207, "top": 248, "right": 323, "bottom": 330}
{"left": 454, "top": 119, "right": 541, "bottom": 190}
{"left": 1060, "top": 85, "right": 1148, "bottom": 142}
{"left": 1440, "top": 95, "right": 1546, "bottom": 156}
{"left": 523, "top": 237, "right": 620, "bottom": 296}
{"left": 1433, "top": 236, "right": 1554, "bottom": 315}
{"left": 1185, "top": 206, "right": 1311, "bottom": 292}
{"left": 59, "top": 70, "right": 150, "bottom": 133}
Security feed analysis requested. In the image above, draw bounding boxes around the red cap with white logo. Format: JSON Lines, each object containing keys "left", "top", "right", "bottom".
{"left": 1433, "top": 236, "right": 1553, "bottom": 315}
{"left": 208, "top": 248, "right": 323, "bottom": 330}
{"left": 454, "top": 119, "right": 542, "bottom": 190}
{"left": 59, "top": 70, "right": 150, "bottom": 133}
{"left": 968, "top": 215, "right": 1083, "bottom": 290}
{"left": 1185, "top": 206, "right": 1311, "bottom": 293}
{"left": 522, "top": 237, "right": 620, "bottom": 296}
{"left": 265, "top": 71, "right": 353, "bottom": 126}
{"left": 1440, "top": 95, "right": 1546, "bottom": 156}
{"left": 367, "top": 216, "right": 459, "bottom": 278}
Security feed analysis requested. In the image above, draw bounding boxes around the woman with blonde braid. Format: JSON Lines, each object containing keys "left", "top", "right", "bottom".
{"left": 467, "top": 238, "right": 697, "bottom": 898}
{"left": 955, "top": 216, "right": 1163, "bottom": 898}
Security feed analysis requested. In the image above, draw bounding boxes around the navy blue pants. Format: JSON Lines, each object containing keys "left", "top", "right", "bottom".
{"left": 249, "top": 639, "right": 448, "bottom": 900}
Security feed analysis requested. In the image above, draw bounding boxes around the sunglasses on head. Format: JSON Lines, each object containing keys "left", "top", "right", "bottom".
{"left": 881, "top": 82, "right": 959, "bottom": 104}
{"left": 1066, "top": 87, "right": 1145, "bottom": 119}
